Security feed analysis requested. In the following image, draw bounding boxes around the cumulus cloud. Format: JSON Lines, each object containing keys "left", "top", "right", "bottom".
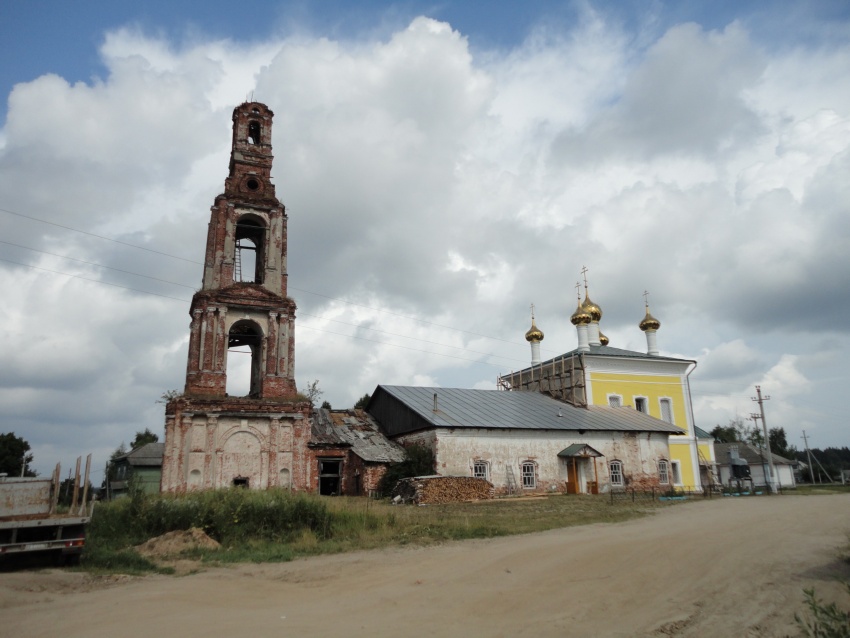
{"left": 1, "top": 12, "right": 849, "bottom": 475}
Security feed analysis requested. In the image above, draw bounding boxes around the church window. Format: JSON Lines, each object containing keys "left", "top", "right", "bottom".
{"left": 234, "top": 216, "right": 266, "bottom": 284}
{"left": 671, "top": 460, "right": 682, "bottom": 486}
{"left": 609, "top": 460, "right": 624, "bottom": 486}
{"left": 521, "top": 461, "right": 537, "bottom": 489}
{"left": 634, "top": 397, "right": 647, "bottom": 413}
{"left": 658, "top": 460, "right": 670, "bottom": 485}
{"left": 608, "top": 394, "right": 622, "bottom": 408}
{"left": 473, "top": 460, "right": 489, "bottom": 480}
{"left": 248, "top": 121, "right": 261, "bottom": 145}
{"left": 659, "top": 398, "right": 673, "bottom": 423}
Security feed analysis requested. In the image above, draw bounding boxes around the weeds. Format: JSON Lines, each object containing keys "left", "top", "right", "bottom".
{"left": 795, "top": 584, "right": 850, "bottom": 637}
{"left": 84, "top": 490, "right": 682, "bottom": 573}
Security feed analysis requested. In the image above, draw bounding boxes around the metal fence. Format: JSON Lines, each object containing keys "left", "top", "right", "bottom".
{"left": 608, "top": 483, "right": 784, "bottom": 504}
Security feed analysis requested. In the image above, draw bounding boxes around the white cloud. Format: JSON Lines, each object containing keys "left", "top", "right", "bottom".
{"left": 2, "top": 12, "right": 849, "bottom": 476}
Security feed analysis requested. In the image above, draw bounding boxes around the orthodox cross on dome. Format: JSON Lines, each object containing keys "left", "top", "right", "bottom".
{"left": 643, "top": 289, "right": 650, "bottom": 308}
{"left": 530, "top": 302, "right": 536, "bottom": 320}
{"left": 581, "top": 265, "right": 589, "bottom": 291}
{"left": 575, "top": 281, "right": 582, "bottom": 301}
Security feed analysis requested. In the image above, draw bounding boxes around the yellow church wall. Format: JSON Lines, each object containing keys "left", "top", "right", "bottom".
{"left": 668, "top": 441, "right": 697, "bottom": 488}
{"left": 588, "top": 372, "right": 691, "bottom": 435}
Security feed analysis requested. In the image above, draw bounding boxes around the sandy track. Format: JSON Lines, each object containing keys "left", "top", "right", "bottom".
{"left": 1, "top": 494, "right": 848, "bottom": 637}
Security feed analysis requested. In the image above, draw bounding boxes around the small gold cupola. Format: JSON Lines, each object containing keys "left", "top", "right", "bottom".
{"left": 526, "top": 304, "right": 544, "bottom": 365}
{"left": 571, "top": 283, "right": 591, "bottom": 353}
{"left": 599, "top": 330, "right": 609, "bottom": 346}
{"left": 639, "top": 290, "right": 660, "bottom": 355}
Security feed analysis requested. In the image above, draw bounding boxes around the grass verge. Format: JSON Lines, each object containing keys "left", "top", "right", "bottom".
{"left": 83, "top": 488, "right": 685, "bottom": 572}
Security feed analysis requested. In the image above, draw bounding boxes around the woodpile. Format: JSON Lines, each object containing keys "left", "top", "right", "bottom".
{"left": 392, "top": 475, "right": 494, "bottom": 505}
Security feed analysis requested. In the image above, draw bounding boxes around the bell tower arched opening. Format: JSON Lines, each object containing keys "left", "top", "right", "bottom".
{"left": 226, "top": 320, "right": 264, "bottom": 397}
{"left": 234, "top": 215, "right": 266, "bottom": 284}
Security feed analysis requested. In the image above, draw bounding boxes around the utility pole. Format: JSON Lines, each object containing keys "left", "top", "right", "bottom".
{"left": 801, "top": 430, "right": 817, "bottom": 484}
{"left": 750, "top": 413, "right": 769, "bottom": 488}
{"left": 752, "top": 385, "right": 778, "bottom": 492}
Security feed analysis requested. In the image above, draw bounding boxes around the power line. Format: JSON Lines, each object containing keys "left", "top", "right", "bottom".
{"left": 0, "top": 204, "right": 528, "bottom": 348}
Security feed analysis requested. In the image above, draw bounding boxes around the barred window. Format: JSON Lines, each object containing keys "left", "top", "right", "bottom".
{"left": 609, "top": 461, "right": 624, "bottom": 486}
{"left": 473, "top": 460, "right": 489, "bottom": 480}
{"left": 608, "top": 395, "right": 622, "bottom": 408}
{"left": 634, "top": 397, "right": 647, "bottom": 413}
{"left": 521, "top": 462, "right": 537, "bottom": 489}
{"left": 658, "top": 460, "right": 670, "bottom": 485}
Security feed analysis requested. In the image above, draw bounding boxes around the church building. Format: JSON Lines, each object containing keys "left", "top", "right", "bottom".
{"left": 500, "top": 279, "right": 716, "bottom": 491}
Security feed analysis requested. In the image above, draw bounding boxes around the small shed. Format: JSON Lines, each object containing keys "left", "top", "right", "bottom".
{"left": 110, "top": 442, "right": 164, "bottom": 497}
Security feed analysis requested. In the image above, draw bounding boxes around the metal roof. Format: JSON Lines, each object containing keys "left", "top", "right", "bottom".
{"left": 376, "top": 385, "right": 684, "bottom": 434}
{"left": 114, "top": 443, "right": 164, "bottom": 467}
{"left": 694, "top": 425, "right": 712, "bottom": 439}
{"left": 311, "top": 409, "right": 406, "bottom": 463}
{"left": 714, "top": 442, "right": 796, "bottom": 466}
{"left": 558, "top": 444, "right": 604, "bottom": 458}
{"left": 533, "top": 344, "right": 695, "bottom": 367}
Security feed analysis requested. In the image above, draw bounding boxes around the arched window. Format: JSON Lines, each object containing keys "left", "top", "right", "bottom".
{"left": 248, "top": 121, "right": 261, "bottom": 145}
{"left": 658, "top": 460, "right": 670, "bottom": 485}
{"left": 226, "top": 320, "right": 263, "bottom": 397}
{"left": 609, "top": 460, "right": 624, "bottom": 486}
{"left": 521, "top": 461, "right": 537, "bottom": 489}
{"left": 472, "top": 460, "right": 489, "bottom": 481}
{"left": 234, "top": 216, "right": 266, "bottom": 284}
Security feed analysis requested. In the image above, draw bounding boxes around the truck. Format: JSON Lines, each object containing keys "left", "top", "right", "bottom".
{"left": 0, "top": 455, "right": 93, "bottom": 566}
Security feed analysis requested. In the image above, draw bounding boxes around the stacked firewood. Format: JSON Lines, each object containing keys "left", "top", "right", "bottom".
{"left": 393, "top": 475, "right": 494, "bottom": 504}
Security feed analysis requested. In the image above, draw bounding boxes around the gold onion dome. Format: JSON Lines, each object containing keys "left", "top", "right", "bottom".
{"left": 525, "top": 318, "right": 544, "bottom": 342}
{"left": 582, "top": 295, "right": 602, "bottom": 322}
{"left": 639, "top": 307, "right": 661, "bottom": 332}
{"left": 570, "top": 302, "right": 592, "bottom": 326}
{"left": 599, "top": 331, "right": 609, "bottom": 346}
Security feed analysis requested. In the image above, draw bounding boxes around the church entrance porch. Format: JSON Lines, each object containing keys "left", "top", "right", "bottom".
{"left": 559, "top": 444, "right": 602, "bottom": 495}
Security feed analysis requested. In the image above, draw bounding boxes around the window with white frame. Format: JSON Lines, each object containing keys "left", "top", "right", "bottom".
{"left": 608, "top": 394, "right": 622, "bottom": 408}
{"left": 609, "top": 460, "right": 624, "bottom": 486}
{"left": 659, "top": 398, "right": 673, "bottom": 423}
{"left": 671, "top": 460, "right": 682, "bottom": 485}
{"left": 634, "top": 397, "right": 647, "bottom": 413}
{"left": 658, "top": 460, "right": 670, "bottom": 485}
{"left": 521, "top": 461, "right": 537, "bottom": 489}
{"left": 473, "top": 460, "right": 489, "bottom": 480}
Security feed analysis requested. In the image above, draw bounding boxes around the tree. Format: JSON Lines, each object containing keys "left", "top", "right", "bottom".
{"left": 710, "top": 418, "right": 749, "bottom": 443}
{"left": 354, "top": 393, "right": 371, "bottom": 410}
{"left": 768, "top": 427, "right": 796, "bottom": 460}
{"left": 320, "top": 400, "right": 332, "bottom": 410}
{"left": 301, "top": 380, "right": 323, "bottom": 405}
{"left": 0, "top": 432, "right": 36, "bottom": 477}
{"left": 130, "top": 428, "right": 159, "bottom": 450}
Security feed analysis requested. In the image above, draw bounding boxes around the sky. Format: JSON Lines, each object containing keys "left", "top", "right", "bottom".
{"left": 2, "top": 0, "right": 849, "bottom": 480}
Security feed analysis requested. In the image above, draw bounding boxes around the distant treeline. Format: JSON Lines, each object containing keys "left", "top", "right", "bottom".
{"left": 794, "top": 446, "right": 850, "bottom": 480}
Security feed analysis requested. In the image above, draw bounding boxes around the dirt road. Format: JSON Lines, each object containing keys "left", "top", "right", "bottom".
{"left": 2, "top": 494, "right": 848, "bottom": 637}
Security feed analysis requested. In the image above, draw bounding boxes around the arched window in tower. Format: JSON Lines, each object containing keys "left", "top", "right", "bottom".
{"left": 247, "top": 121, "right": 261, "bottom": 145}
{"left": 226, "top": 320, "right": 264, "bottom": 397}
{"left": 234, "top": 216, "right": 266, "bottom": 284}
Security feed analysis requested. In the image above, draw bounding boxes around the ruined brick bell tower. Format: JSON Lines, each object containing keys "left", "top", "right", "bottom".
{"left": 161, "top": 102, "right": 313, "bottom": 492}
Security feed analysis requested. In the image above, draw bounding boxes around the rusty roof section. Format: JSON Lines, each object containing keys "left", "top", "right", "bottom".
{"left": 311, "top": 409, "right": 406, "bottom": 463}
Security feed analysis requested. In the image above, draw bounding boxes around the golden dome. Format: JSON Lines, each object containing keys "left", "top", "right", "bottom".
{"left": 639, "top": 307, "right": 661, "bottom": 332}
{"left": 599, "top": 330, "right": 609, "bottom": 346}
{"left": 570, "top": 301, "right": 591, "bottom": 326}
{"left": 525, "top": 317, "right": 544, "bottom": 342}
{"left": 582, "top": 294, "right": 602, "bottom": 322}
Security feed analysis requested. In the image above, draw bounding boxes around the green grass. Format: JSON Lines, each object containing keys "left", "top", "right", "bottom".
{"left": 83, "top": 489, "right": 685, "bottom": 572}
{"left": 791, "top": 484, "right": 850, "bottom": 496}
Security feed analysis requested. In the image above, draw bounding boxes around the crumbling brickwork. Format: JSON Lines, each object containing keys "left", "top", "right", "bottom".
{"left": 162, "top": 103, "right": 310, "bottom": 492}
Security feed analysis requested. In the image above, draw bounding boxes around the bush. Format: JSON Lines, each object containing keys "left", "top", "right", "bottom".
{"left": 796, "top": 584, "right": 850, "bottom": 637}
{"left": 377, "top": 444, "right": 435, "bottom": 496}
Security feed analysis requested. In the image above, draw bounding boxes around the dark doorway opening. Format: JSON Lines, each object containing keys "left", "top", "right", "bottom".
{"left": 233, "top": 476, "right": 249, "bottom": 488}
{"left": 318, "top": 459, "right": 342, "bottom": 495}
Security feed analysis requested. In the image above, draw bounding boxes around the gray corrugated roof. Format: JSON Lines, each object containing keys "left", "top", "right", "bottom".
{"left": 116, "top": 442, "right": 164, "bottom": 466}
{"left": 312, "top": 409, "right": 406, "bottom": 463}
{"left": 694, "top": 425, "right": 712, "bottom": 439}
{"left": 534, "top": 345, "right": 694, "bottom": 366}
{"left": 714, "top": 442, "right": 796, "bottom": 466}
{"left": 558, "top": 444, "right": 603, "bottom": 458}
{"left": 377, "top": 386, "right": 684, "bottom": 434}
